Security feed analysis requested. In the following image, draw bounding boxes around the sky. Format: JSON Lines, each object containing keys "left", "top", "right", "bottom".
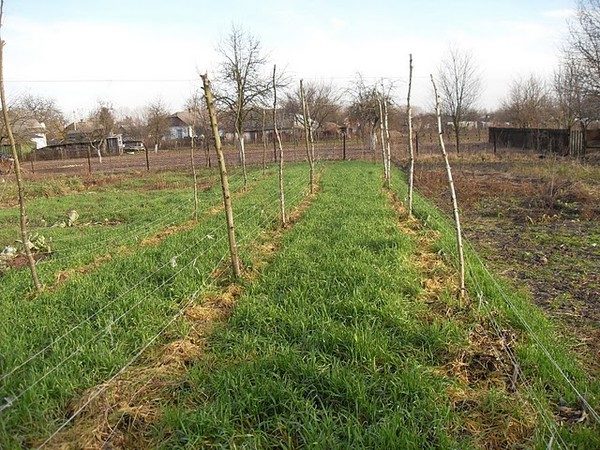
{"left": 1, "top": 0, "right": 576, "bottom": 120}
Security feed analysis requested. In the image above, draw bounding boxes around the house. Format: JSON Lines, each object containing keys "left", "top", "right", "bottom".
{"left": 1, "top": 118, "right": 48, "bottom": 151}
{"left": 168, "top": 112, "right": 195, "bottom": 140}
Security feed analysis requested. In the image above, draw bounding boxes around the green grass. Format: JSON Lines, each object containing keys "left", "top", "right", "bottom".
{"left": 0, "top": 163, "right": 312, "bottom": 448}
{"left": 156, "top": 162, "right": 470, "bottom": 449}
{"left": 153, "top": 162, "right": 599, "bottom": 449}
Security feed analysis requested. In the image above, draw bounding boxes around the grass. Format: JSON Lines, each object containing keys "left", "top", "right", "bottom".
{"left": 155, "top": 162, "right": 471, "bottom": 448}
{"left": 1, "top": 161, "right": 598, "bottom": 448}
{"left": 151, "top": 161, "right": 598, "bottom": 449}
{"left": 0, "top": 163, "right": 312, "bottom": 448}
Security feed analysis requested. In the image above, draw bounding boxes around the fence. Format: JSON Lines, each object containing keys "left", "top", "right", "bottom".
{"left": 488, "top": 127, "right": 585, "bottom": 157}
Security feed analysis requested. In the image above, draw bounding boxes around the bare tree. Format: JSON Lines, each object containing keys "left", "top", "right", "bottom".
{"left": 283, "top": 80, "right": 341, "bottom": 137}
{"left": 216, "top": 25, "right": 272, "bottom": 188}
{"left": 78, "top": 101, "right": 116, "bottom": 167}
{"left": 347, "top": 75, "right": 381, "bottom": 153}
{"left": 501, "top": 75, "right": 556, "bottom": 128}
{"left": 145, "top": 98, "right": 170, "bottom": 170}
{"left": 19, "top": 94, "right": 65, "bottom": 142}
{"left": 0, "top": 0, "right": 42, "bottom": 291}
{"left": 569, "top": 0, "right": 600, "bottom": 95}
{"left": 437, "top": 46, "right": 482, "bottom": 154}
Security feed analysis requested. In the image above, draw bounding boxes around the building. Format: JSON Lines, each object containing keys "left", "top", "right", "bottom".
{"left": 168, "top": 112, "right": 195, "bottom": 140}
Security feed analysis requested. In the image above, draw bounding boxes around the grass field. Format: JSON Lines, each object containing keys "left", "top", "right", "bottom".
{"left": 0, "top": 161, "right": 598, "bottom": 448}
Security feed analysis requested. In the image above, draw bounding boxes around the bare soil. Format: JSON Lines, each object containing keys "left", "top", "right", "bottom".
{"left": 410, "top": 151, "right": 600, "bottom": 375}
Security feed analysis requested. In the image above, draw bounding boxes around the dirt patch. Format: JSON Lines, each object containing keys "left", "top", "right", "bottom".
{"left": 411, "top": 154, "right": 600, "bottom": 376}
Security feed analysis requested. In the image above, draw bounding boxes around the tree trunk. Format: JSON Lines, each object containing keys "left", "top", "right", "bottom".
{"left": 204, "top": 137, "right": 211, "bottom": 168}
{"left": 455, "top": 128, "right": 460, "bottom": 155}
{"left": 432, "top": 75, "right": 465, "bottom": 300}
{"left": 407, "top": 54, "right": 415, "bottom": 217}
{"left": 86, "top": 146, "right": 92, "bottom": 174}
{"left": 300, "top": 79, "right": 315, "bottom": 194}
{"left": 201, "top": 73, "right": 241, "bottom": 278}
{"left": 235, "top": 129, "right": 248, "bottom": 188}
{"left": 0, "top": 39, "right": 42, "bottom": 292}
{"left": 145, "top": 144, "right": 150, "bottom": 171}
{"left": 154, "top": 142, "right": 158, "bottom": 153}
{"left": 273, "top": 65, "right": 286, "bottom": 227}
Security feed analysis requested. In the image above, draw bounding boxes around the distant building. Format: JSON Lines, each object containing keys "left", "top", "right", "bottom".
{"left": 168, "top": 112, "right": 195, "bottom": 140}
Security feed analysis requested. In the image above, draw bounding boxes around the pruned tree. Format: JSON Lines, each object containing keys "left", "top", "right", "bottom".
{"left": 0, "top": 0, "right": 42, "bottom": 292}
{"left": 201, "top": 73, "right": 241, "bottom": 278}
{"left": 19, "top": 94, "right": 66, "bottom": 142}
{"left": 437, "top": 46, "right": 482, "bottom": 154}
{"left": 432, "top": 74, "right": 465, "bottom": 300}
{"left": 216, "top": 24, "right": 272, "bottom": 188}
{"left": 144, "top": 98, "right": 170, "bottom": 170}
{"left": 347, "top": 74, "right": 381, "bottom": 153}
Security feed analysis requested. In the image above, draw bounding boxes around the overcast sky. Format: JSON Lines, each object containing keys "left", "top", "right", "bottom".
{"left": 2, "top": 0, "right": 575, "bottom": 119}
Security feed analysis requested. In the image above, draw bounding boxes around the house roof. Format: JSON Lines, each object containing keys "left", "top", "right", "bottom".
{"left": 169, "top": 111, "right": 194, "bottom": 127}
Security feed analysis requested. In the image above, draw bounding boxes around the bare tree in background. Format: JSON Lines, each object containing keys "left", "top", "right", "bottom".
{"left": 0, "top": 0, "right": 42, "bottom": 291}
{"left": 79, "top": 101, "right": 116, "bottom": 166}
{"left": 216, "top": 24, "right": 272, "bottom": 188}
{"left": 437, "top": 46, "right": 482, "bottom": 154}
{"left": 569, "top": 0, "right": 600, "bottom": 95}
{"left": 501, "top": 75, "right": 555, "bottom": 128}
{"left": 145, "top": 98, "right": 170, "bottom": 170}
{"left": 283, "top": 80, "right": 341, "bottom": 137}
{"left": 348, "top": 75, "right": 381, "bottom": 154}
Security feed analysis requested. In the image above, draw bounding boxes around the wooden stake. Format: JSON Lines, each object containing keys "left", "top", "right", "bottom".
{"left": 300, "top": 79, "right": 315, "bottom": 194}
{"left": 377, "top": 95, "right": 387, "bottom": 182}
{"left": 190, "top": 134, "right": 198, "bottom": 221}
{"left": 431, "top": 74, "right": 466, "bottom": 299}
{"left": 0, "top": 5, "right": 42, "bottom": 292}
{"left": 407, "top": 54, "right": 415, "bottom": 216}
{"left": 273, "top": 65, "right": 286, "bottom": 227}
{"left": 201, "top": 73, "right": 241, "bottom": 278}
{"left": 261, "top": 108, "right": 267, "bottom": 174}
{"left": 382, "top": 82, "right": 392, "bottom": 189}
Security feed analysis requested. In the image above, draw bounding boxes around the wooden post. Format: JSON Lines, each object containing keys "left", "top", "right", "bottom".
{"left": 261, "top": 108, "right": 267, "bottom": 174}
{"left": 145, "top": 143, "right": 150, "bottom": 171}
{"left": 431, "top": 74, "right": 466, "bottom": 300}
{"left": 407, "top": 54, "right": 415, "bottom": 216}
{"left": 0, "top": 9, "right": 42, "bottom": 292}
{"left": 300, "top": 79, "right": 315, "bottom": 194}
{"left": 30, "top": 147, "right": 35, "bottom": 174}
{"left": 190, "top": 134, "right": 198, "bottom": 221}
{"left": 377, "top": 96, "right": 387, "bottom": 182}
{"left": 201, "top": 73, "right": 241, "bottom": 278}
{"left": 342, "top": 130, "right": 346, "bottom": 160}
{"left": 382, "top": 82, "right": 392, "bottom": 188}
{"left": 493, "top": 129, "right": 497, "bottom": 154}
{"left": 273, "top": 65, "right": 286, "bottom": 227}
